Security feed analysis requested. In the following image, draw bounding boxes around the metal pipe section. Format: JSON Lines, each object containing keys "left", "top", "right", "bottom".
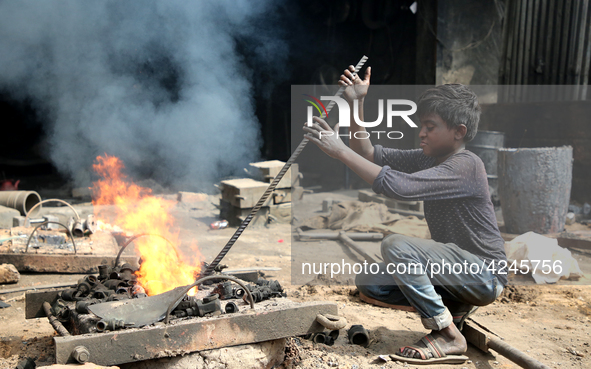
{"left": 42, "top": 301, "right": 71, "bottom": 336}
{"left": 488, "top": 336, "right": 551, "bottom": 369}
{"left": 165, "top": 275, "right": 256, "bottom": 324}
{"left": 0, "top": 191, "right": 41, "bottom": 216}
{"left": 296, "top": 229, "right": 384, "bottom": 241}
{"left": 348, "top": 325, "right": 369, "bottom": 347}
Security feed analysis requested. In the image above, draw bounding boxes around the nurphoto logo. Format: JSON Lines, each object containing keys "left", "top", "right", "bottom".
{"left": 304, "top": 95, "right": 418, "bottom": 140}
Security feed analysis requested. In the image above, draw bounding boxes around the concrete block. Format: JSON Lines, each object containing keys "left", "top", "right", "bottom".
{"left": 249, "top": 161, "right": 300, "bottom": 189}
{"left": 42, "top": 215, "right": 61, "bottom": 230}
{"left": 0, "top": 205, "right": 20, "bottom": 229}
{"left": 219, "top": 199, "right": 268, "bottom": 228}
{"left": 13, "top": 215, "right": 26, "bottom": 227}
{"left": 220, "top": 178, "right": 271, "bottom": 209}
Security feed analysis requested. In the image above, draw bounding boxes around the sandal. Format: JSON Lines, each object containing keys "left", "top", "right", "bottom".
{"left": 390, "top": 334, "right": 469, "bottom": 365}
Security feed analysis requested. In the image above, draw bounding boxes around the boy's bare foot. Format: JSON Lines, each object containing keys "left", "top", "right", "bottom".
{"left": 399, "top": 323, "right": 467, "bottom": 359}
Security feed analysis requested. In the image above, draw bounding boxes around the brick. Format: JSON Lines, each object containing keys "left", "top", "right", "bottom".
{"left": 219, "top": 200, "right": 269, "bottom": 228}
{"left": 249, "top": 161, "right": 300, "bottom": 189}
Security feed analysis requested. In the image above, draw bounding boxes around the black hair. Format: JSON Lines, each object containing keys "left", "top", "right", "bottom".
{"left": 416, "top": 84, "right": 481, "bottom": 142}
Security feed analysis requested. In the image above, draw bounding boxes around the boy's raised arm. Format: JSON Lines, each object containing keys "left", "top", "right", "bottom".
{"left": 339, "top": 66, "right": 375, "bottom": 163}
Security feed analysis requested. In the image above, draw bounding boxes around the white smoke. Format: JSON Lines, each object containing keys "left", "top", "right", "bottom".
{"left": 0, "top": 0, "right": 287, "bottom": 190}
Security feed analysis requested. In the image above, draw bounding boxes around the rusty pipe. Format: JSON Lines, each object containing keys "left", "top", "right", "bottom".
{"left": 488, "top": 336, "right": 551, "bottom": 369}
{"left": 296, "top": 229, "right": 384, "bottom": 241}
{"left": 43, "top": 301, "right": 70, "bottom": 336}
{"left": 348, "top": 325, "right": 369, "bottom": 347}
{"left": 0, "top": 191, "right": 41, "bottom": 216}
{"left": 72, "top": 220, "right": 85, "bottom": 237}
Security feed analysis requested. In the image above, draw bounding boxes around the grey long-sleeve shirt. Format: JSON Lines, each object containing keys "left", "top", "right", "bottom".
{"left": 372, "top": 145, "right": 508, "bottom": 286}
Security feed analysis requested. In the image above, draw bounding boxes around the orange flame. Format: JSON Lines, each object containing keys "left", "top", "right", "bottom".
{"left": 92, "top": 154, "right": 201, "bottom": 296}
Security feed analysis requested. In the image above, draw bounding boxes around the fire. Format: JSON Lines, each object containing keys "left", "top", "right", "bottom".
{"left": 92, "top": 154, "right": 201, "bottom": 296}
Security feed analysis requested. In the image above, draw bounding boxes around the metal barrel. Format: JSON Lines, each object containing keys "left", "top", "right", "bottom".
{"left": 498, "top": 146, "right": 573, "bottom": 234}
{"left": 466, "top": 130, "right": 505, "bottom": 195}
{"left": 0, "top": 191, "right": 42, "bottom": 216}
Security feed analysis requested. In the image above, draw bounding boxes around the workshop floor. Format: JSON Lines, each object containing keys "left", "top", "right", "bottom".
{"left": 1, "top": 190, "right": 591, "bottom": 368}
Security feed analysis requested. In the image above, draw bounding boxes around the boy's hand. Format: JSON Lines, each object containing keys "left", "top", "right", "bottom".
{"left": 339, "top": 65, "right": 371, "bottom": 103}
{"left": 303, "top": 117, "right": 348, "bottom": 159}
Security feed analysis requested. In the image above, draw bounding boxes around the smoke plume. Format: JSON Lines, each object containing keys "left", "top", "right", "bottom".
{"left": 0, "top": 0, "right": 287, "bottom": 190}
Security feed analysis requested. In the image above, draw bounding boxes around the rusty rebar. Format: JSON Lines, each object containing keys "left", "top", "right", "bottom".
{"left": 25, "top": 221, "right": 77, "bottom": 254}
{"left": 202, "top": 55, "right": 369, "bottom": 277}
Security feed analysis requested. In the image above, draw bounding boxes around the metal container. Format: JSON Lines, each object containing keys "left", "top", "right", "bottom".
{"left": 0, "top": 191, "right": 42, "bottom": 216}
{"left": 466, "top": 130, "right": 505, "bottom": 196}
{"left": 498, "top": 146, "right": 573, "bottom": 234}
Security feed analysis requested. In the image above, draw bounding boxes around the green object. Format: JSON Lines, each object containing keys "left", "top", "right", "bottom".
{"left": 0, "top": 235, "right": 27, "bottom": 244}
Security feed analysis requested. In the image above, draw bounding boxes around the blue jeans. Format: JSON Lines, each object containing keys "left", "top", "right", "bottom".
{"left": 355, "top": 234, "right": 503, "bottom": 330}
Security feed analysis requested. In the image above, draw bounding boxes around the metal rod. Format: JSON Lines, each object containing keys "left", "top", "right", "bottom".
{"left": 201, "top": 55, "right": 369, "bottom": 277}
{"left": 25, "top": 221, "right": 77, "bottom": 254}
{"left": 296, "top": 229, "right": 384, "bottom": 241}
{"left": 114, "top": 233, "right": 179, "bottom": 267}
{"left": 24, "top": 199, "right": 80, "bottom": 226}
{"left": 0, "top": 282, "right": 76, "bottom": 295}
{"left": 338, "top": 232, "right": 381, "bottom": 264}
{"left": 488, "top": 336, "right": 551, "bottom": 369}
{"left": 43, "top": 301, "right": 71, "bottom": 337}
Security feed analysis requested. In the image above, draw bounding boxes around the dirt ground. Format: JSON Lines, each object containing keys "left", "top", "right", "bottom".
{"left": 1, "top": 190, "right": 591, "bottom": 369}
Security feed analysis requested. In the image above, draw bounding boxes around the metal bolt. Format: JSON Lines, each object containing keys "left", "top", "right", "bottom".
{"left": 72, "top": 346, "right": 90, "bottom": 363}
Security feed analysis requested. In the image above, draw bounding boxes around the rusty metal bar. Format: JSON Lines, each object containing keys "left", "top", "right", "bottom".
{"left": 202, "top": 55, "right": 368, "bottom": 277}
{"left": 1, "top": 253, "right": 139, "bottom": 274}
{"left": 488, "top": 336, "right": 551, "bottom": 369}
{"left": 43, "top": 301, "right": 71, "bottom": 337}
{"left": 295, "top": 229, "right": 384, "bottom": 241}
{"left": 54, "top": 301, "right": 338, "bottom": 366}
{"left": 338, "top": 232, "right": 381, "bottom": 264}
{"left": 25, "top": 221, "right": 77, "bottom": 254}
{"left": 464, "top": 321, "right": 551, "bottom": 369}
{"left": 295, "top": 228, "right": 382, "bottom": 264}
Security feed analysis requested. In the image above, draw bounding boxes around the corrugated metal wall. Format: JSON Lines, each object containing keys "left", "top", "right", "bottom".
{"left": 499, "top": 0, "right": 591, "bottom": 101}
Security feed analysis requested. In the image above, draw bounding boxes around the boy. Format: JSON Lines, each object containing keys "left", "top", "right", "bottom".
{"left": 304, "top": 66, "right": 507, "bottom": 364}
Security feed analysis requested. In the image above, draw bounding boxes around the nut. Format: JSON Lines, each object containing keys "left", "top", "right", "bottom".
{"left": 72, "top": 346, "right": 90, "bottom": 363}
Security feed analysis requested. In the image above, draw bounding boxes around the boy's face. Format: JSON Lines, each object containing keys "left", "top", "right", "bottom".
{"left": 418, "top": 113, "right": 466, "bottom": 160}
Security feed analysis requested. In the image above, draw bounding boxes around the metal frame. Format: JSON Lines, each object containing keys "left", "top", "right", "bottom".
{"left": 52, "top": 301, "right": 337, "bottom": 365}
{"left": 1, "top": 253, "right": 139, "bottom": 273}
